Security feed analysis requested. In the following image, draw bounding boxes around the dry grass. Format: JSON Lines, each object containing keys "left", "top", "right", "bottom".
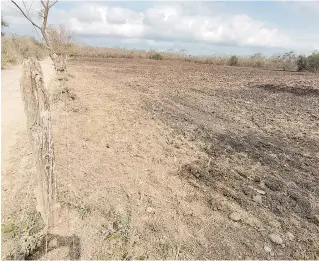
{"left": 75, "top": 45, "right": 288, "bottom": 70}
{"left": 1, "top": 35, "right": 48, "bottom": 68}
{"left": 0, "top": 34, "right": 295, "bottom": 71}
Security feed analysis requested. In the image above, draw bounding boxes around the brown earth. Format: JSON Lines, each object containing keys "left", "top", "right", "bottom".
{"left": 2, "top": 57, "right": 319, "bottom": 259}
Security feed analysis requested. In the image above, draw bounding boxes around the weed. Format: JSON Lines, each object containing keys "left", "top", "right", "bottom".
{"left": 150, "top": 53, "right": 163, "bottom": 60}
{"left": 4, "top": 210, "right": 46, "bottom": 260}
{"left": 228, "top": 55, "right": 239, "bottom": 66}
{"left": 78, "top": 204, "right": 91, "bottom": 220}
{"left": 2, "top": 223, "right": 18, "bottom": 238}
{"left": 52, "top": 85, "right": 77, "bottom": 103}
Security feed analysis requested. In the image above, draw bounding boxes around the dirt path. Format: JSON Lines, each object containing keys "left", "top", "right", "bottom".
{"left": 1, "top": 58, "right": 54, "bottom": 257}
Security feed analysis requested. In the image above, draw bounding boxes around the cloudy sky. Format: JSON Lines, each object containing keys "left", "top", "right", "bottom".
{"left": 2, "top": 1, "right": 319, "bottom": 55}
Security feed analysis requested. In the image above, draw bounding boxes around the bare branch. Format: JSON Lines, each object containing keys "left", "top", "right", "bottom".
{"left": 27, "top": 0, "right": 34, "bottom": 14}
{"left": 11, "top": 0, "right": 52, "bottom": 51}
{"left": 41, "top": 0, "right": 46, "bottom": 8}
{"left": 49, "top": 0, "right": 58, "bottom": 9}
{"left": 11, "top": 0, "right": 41, "bottom": 30}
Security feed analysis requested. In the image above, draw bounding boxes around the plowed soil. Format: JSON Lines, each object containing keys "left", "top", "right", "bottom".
{"left": 2, "top": 57, "right": 319, "bottom": 259}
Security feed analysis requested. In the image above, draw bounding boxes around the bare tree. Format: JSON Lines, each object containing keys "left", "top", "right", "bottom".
{"left": 275, "top": 51, "right": 296, "bottom": 71}
{"left": 11, "top": 0, "right": 57, "bottom": 50}
{"left": 11, "top": 0, "right": 67, "bottom": 78}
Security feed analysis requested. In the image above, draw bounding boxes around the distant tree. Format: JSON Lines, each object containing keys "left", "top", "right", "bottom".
{"left": 296, "top": 55, "right": 308, "bottom": 72}
{"left": 307, "top": 50, "right": 319, "bottom": 74}
{"left": 179, "top": 49, "right": 187, "bottom": 55}
{"left": 1, "top": 17, "right": 8, "bottom": 36}
{"left": 251, "top": 52, "right": 264, "bottom": 68}
{"left": 1, "top": 17, "right": 8, "bottom": 27}
{"left": 277, "top": 51, "right": 296, "bottom": 71}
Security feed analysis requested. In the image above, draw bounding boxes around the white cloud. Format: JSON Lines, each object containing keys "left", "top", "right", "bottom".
{"left": 2, "top": 1, "right": 318, "bottom": 53}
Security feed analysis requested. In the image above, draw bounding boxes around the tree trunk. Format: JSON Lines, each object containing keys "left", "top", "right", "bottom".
{"left": 20, "top": 57, "right": 59, "bottom": 228}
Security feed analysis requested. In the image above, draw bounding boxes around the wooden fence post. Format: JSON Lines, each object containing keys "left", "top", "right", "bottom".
{"left": 20, "top": 57, "right": 59, "bottom": 228}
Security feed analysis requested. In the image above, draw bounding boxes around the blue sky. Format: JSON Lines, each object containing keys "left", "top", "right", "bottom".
{"left": 2, "top": 1, "right": 319, "bottom": 56}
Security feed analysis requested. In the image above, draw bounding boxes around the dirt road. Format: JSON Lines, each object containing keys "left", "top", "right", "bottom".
{"left": 1, "top": 58, "right": 54, "bottom": 257}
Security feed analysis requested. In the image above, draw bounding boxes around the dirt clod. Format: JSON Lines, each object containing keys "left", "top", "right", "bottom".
{"left": 146, "top": 207, "right": 155, "bottom": 214}
{"left": 286, "top": 232, "right": 295, "bottom": 241}
{"left": 229, "top": 212, "right": 241, "bottom": 222}
{"left": 253, "top": 195, "right": 262, "bottom": 204}
{"left": 269, "top": 233, "right": 283, "bottom": 245}
{"left": 265, "top": 178, "right": 285, "bottom": 192}
{"left": 264, "top": 245, "right": 272, "bottom": 253}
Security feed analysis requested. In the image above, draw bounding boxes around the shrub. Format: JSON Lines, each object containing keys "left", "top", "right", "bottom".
{"left": 149, "top": 53, "right": 163, "bottom": 60}
{"left": 307, "top": 51, "right": 319, "bottom": 74}
{"left": 250, "top": 53, "right": 265, "bottom": 68}
{"left": 228, "top": 55, "right": 239, "bottom": 66}
{"left": 276, "top": 51, "right": 296, "bottom": 71}
{"left": 296, "top": 55, "right": 308, "bottom": 71}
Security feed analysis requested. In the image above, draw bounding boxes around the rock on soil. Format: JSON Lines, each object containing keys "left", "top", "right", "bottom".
{"left": 264, "top": 245, "right": 272, "bottom": 253}
{"left": 269, "top": 233, "right": 283, "bottom": 245}
{"left": 253, "top": 194, "right": 262, "bottom": 204}
{"left": 248, "top": 186, "right": 266, "bottom": 195}
{"left": 146, "top": 207, "right": 155, "bottom": 214}
{"left": 313, "top": 215, "right": 319, "bottom": 226}
{"left": 286, "top": 232, "right": 295, "bottom": 241}
{"left": 229, "top": 212, "right": 241, "bottom": 222}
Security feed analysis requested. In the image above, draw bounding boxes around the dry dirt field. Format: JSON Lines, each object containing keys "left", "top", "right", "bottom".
{"left": 2, "top": 57, "right": 319, "bottom": 259}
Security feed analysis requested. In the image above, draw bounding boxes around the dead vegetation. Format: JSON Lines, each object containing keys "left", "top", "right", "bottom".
{"left": 2, "top": 209, "right": 45, "bottom": 260}
{"left": 1, "top": 35, "right": 47, "bottom": 68}
{"left": 74, "top": 46, "right": 310, "bottom": 71}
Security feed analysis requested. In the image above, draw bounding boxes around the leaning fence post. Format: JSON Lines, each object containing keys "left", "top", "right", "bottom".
{"left": 20, "top": 57, "right": 59, "bottom": 228}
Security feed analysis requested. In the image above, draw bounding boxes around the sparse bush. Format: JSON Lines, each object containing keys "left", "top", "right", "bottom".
{"left": 250, "top": 53, "right": 265, "bottom": 68}
{"left": 73, "top": 45, "right": 317, "bottom": 72}
{"left": 149, "top": 53, "right": 163, "bottom": 60}
{"left": 276, "top": 51, "right": 296, "bottom": 71}
{"left": 307, "top": 51, "right": 319, "bottom": 74}
{"left": 47, "top": 25, "right": 77, "bottom": 57}
{"left": 228, "top": 55, "right": 239, "bottom": 66}
{"left": 296, "top": 55, "right": 308, "bottom": 71}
